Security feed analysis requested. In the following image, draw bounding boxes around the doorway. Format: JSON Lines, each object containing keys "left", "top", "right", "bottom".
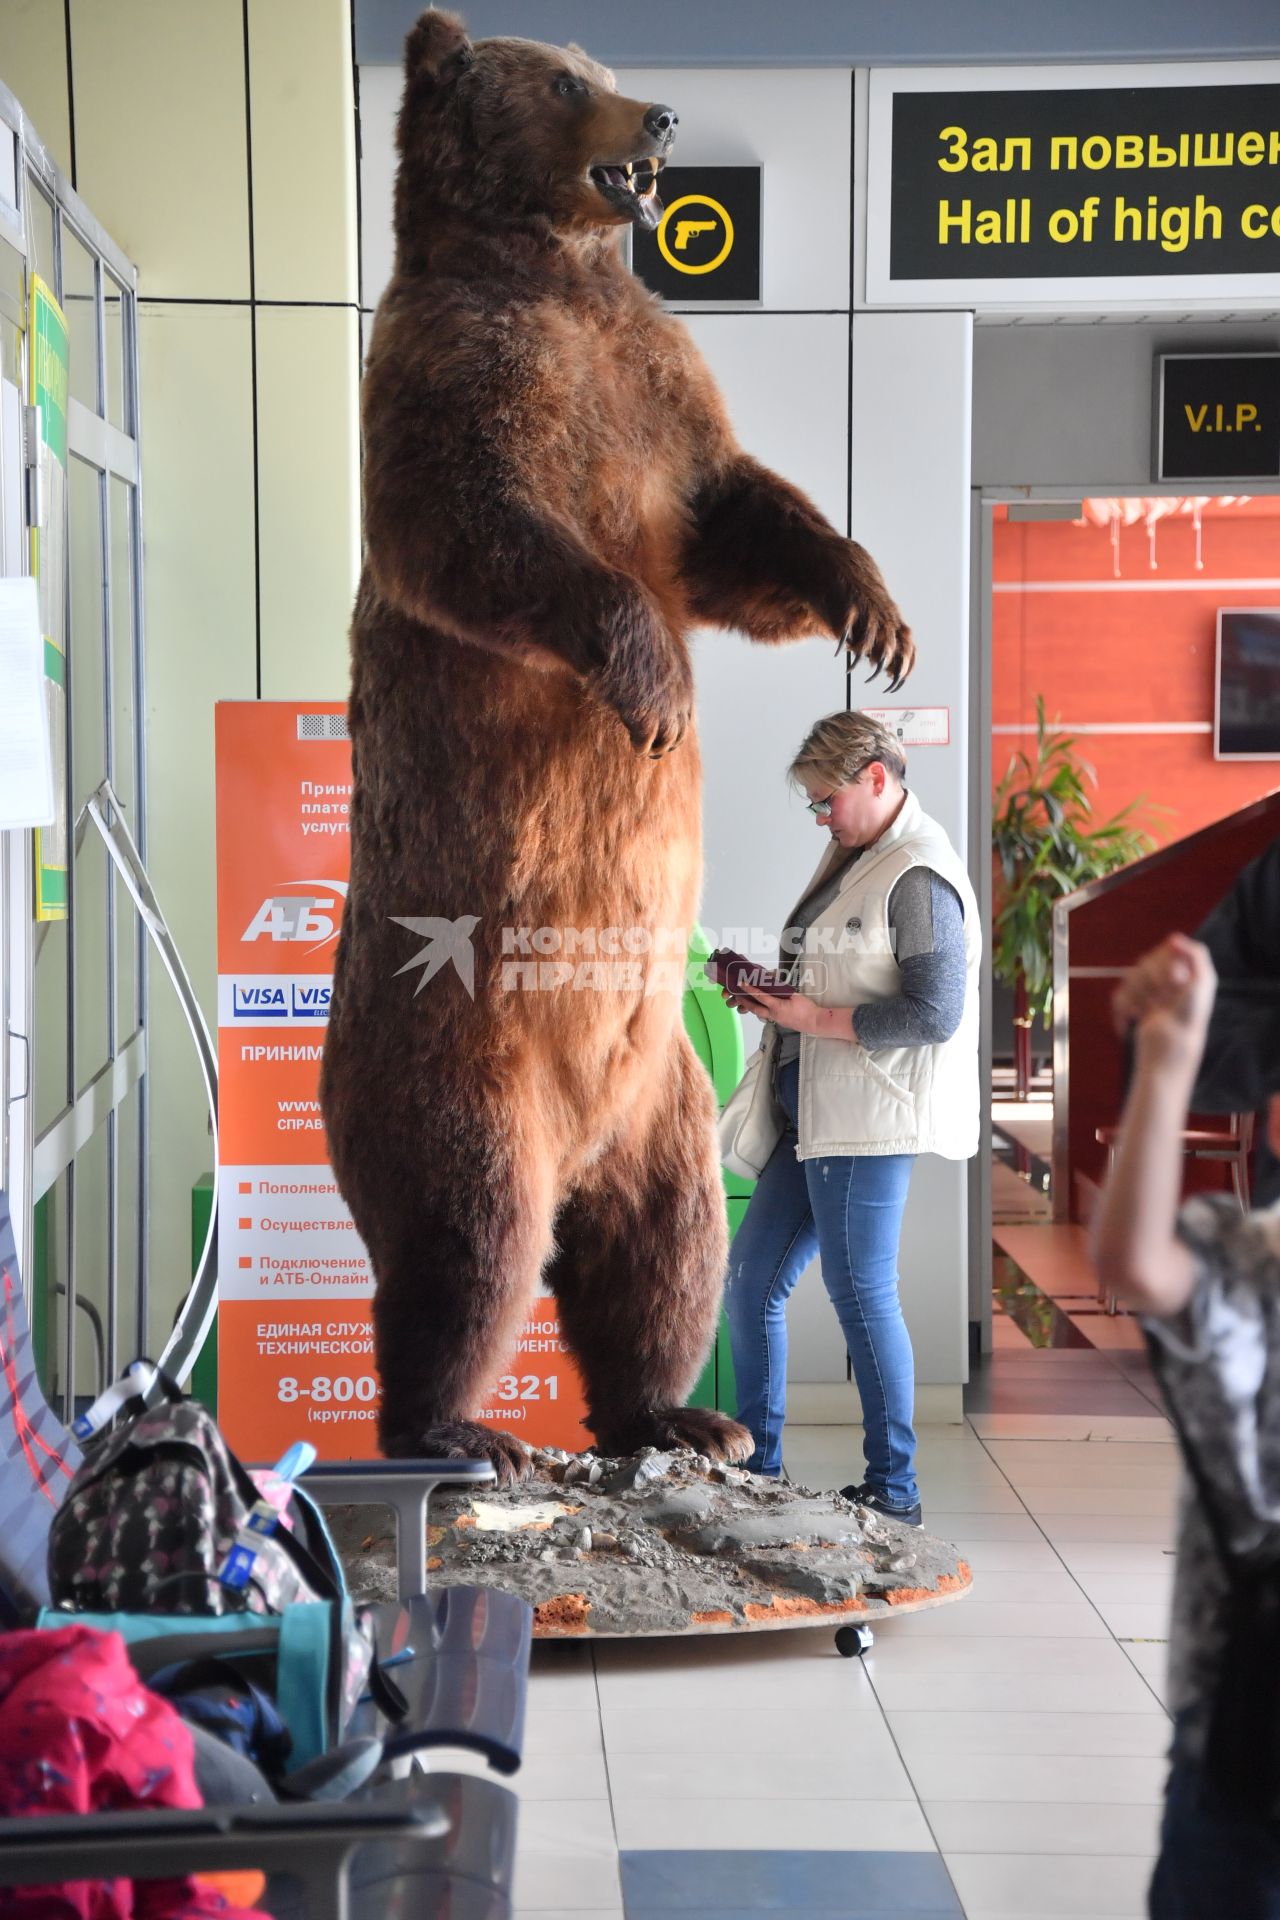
{"left": 970, "top": 486, "right": 1280, "bottom": 1393}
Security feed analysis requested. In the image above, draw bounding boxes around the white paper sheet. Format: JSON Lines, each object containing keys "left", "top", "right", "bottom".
{"left": 0, "top": 576, "right": 56, "bottom": 830}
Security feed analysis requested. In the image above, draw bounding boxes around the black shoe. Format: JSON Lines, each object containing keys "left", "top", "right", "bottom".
{"left": 839, "top": 1481, "right": 924, "bottom": 1530}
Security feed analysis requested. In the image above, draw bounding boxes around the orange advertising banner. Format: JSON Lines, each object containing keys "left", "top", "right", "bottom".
{"left": 216, "top": 1296, "right": 588, "bottom": 1463}
{"left": 215, "top": 702, "right": 589, "bottom": 1460}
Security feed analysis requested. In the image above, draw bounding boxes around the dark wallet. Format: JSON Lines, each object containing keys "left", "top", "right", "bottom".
{"left": 704, "top": 947, "right": 797, "bottom": 999}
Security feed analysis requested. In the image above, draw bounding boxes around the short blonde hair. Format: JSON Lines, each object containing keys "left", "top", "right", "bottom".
{"left": 790, "top": 710, "right": 907, "bottom": 791}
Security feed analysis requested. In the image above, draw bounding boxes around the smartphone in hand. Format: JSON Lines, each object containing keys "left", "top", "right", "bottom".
{"left": 705, "top": 947, "right": 797, "bottom": 1000}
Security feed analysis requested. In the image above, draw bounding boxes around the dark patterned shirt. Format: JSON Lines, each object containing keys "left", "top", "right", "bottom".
{"left": 1145, "top": 1194, "right": 1280, "bottom": 1765}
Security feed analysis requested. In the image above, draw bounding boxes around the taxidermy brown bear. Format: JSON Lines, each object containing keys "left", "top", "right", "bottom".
{"left": 320, "top": 8, "right": 913, "bottom": 1478}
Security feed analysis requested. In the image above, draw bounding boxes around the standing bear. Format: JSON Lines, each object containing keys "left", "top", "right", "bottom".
{"left": 320, "top": 9, "right": 914, "bottom": 1478}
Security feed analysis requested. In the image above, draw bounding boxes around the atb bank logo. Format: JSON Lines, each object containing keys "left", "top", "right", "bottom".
{"left": 241, "top": 880, "right": 349, "bottom": 954}
{"left": 229, "top": 980, "right": 333, "bottom": 1022}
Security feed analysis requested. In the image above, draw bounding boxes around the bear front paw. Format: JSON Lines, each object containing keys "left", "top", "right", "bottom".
{"left": 834, "top": 543, "right": 914, "bottom": 692}
{"left": 596, "top": 631, "right": 694, "bottom": 758}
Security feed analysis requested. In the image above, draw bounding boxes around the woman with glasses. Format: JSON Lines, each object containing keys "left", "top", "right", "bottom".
{"left": 718, "top": 712, "right": 980, "bottom": 1525}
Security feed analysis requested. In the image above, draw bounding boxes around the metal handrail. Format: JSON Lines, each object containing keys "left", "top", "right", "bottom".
{"left": 79, "top": 781, "right": 217, "bottom": 1382}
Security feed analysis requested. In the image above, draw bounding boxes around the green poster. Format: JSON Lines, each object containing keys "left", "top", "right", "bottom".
{"left": 29, "top": 273, "right": 68, "bottom": 920}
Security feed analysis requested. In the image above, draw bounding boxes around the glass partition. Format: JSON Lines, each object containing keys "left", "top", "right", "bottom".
{"left": 0, "top": 81, "right": 147, "bottom": 1418}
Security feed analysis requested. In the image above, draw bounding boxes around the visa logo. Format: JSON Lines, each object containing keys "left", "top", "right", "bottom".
{"left": 291, "top": 983, "right": 331, "bottom": 1018}
{"left": 233, "top": 984, "right": 289, "bottom": 1019}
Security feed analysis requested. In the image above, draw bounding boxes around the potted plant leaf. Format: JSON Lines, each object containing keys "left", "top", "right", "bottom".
{"left": 993, "top": 697, "right": 1157, "bottom": 1099}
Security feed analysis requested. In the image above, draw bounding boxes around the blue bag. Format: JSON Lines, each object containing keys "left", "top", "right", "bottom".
{"left": 35, "top": 1598, "right": 374, "bottom": 1776}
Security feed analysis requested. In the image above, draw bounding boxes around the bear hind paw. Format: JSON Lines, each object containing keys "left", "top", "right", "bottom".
{"left": 594, "top": 1405, "right": 754, "bottom": 1465}
{"left": 381, "top": 1417, "right": 533, "bottom": 1485}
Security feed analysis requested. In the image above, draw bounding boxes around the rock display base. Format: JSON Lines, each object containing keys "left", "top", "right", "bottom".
{"left": 328, "top": 1446, "right": 973, "bottom": 1638}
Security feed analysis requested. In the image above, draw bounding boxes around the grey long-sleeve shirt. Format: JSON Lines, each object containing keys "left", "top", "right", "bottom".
{"left": 775, "top": 863, "right": 967, "bottom": 1066}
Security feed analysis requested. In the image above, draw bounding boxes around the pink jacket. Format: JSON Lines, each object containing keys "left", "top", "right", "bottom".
{"left": 0, "top": 1623, "right": 269, "bottom": 1920}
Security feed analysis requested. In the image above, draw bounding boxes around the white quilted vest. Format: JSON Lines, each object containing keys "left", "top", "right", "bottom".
{"left": 772, "top": 789, "right": 981, "bottom": 1162}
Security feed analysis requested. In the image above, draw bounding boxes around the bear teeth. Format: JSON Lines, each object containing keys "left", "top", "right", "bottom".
{"left": 591, "top": 159, "right": 662, "bottom": 200}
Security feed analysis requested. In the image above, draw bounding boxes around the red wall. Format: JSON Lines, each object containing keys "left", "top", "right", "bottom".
{"left": 993, "top": 499, "right": 1280, "bottom": 848}
{"left": 1056, "top": 794, "right": 1280, "bottom": 1215}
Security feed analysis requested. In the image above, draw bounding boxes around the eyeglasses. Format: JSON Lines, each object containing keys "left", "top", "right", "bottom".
{"left": 805, "top": 762, "right": 875, "bottom": 816}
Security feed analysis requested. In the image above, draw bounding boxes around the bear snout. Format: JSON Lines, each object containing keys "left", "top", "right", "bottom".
{"left": 643, "top": 105, "right": 678, "bottom": 141}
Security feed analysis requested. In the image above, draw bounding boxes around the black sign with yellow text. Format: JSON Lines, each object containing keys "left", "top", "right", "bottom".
{"left": 888, "top": 84, "right": 1280, "bottom": 281}
{"left": 631, "top": 167, "right": 762, "bottom": 303}
{"left": 1156, "top": 354, "right": 1280, "bottom": 481}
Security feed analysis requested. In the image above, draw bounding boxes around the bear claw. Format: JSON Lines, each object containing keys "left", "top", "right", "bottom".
{"left": 592, "top": 1405, "right": 754, "bottom": 1465}
{"left": 385, "top": 1419, "right": 533, "bottom": 1486}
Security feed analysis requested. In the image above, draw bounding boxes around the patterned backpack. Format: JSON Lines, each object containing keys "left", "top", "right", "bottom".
{"left": 48, "top": 1371, "right": 329, "bottom": 1617}
{"left": 42, "top": 1368, "right": 399, "bottom": 1776}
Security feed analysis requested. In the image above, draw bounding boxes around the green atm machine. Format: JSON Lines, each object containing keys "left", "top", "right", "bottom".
{"left": 682, "top": 926, "right": 754, "bottom": 1416}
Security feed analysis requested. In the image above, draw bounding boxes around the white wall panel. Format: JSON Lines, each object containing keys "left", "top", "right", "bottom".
{"left": 683, "top": 311, "right": 850, "bottom": 1389}
{"left": 358, "top": 64, "right": 401, "bottom": 314}
{"left": 73, "top": 0, "right": 251, "bottom": 301}
{"left": 847, "top": 309, "right": 973, "bottom": 1391}
{"left": 138, "top": 302, "right": 258, "bottom": 1338}
{"left": 684, "top": 312, "right": 850, "bottom": 960}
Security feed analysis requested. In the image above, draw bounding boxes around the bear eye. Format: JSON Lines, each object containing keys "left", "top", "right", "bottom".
{"left": 553, "top": 74, "right": 585, "bottom": 98}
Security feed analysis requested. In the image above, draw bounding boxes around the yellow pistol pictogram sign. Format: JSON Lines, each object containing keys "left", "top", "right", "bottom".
{"left": 657, "top": 194, "right": 735, "bottom": 275}
{"left": 674, "top": 219, "right": 716, "bottom": 250}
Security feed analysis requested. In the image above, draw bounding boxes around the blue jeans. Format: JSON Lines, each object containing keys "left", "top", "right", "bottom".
{"left": 1150, "top": 1750, "right": 1280, "bottom": 1918}
{"left": 725, "top": 1057, "right": 918, "bottom": 1505}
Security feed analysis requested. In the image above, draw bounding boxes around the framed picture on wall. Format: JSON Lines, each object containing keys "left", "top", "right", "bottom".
{"left": 1215, "top": 608, "right": 1280, "bottom": 759}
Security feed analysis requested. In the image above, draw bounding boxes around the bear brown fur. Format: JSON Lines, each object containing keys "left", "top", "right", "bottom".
{"left": 319, "top": 9, "right": 912, "bottom": 1478}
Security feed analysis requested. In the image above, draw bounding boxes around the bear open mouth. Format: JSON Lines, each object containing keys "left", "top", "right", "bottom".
{"left": 589, "top": 156, "right": 666, "bottom": 230}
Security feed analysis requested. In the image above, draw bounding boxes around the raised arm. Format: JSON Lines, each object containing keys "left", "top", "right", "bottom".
{"left": 1093, "top": 934, "right": 1215, "bottom": 1315}
{"left": 680, "top": 451, "right": 915, "bottom": 689}
{"left": 360, "top": 312, "right": 692, "bottom": 756}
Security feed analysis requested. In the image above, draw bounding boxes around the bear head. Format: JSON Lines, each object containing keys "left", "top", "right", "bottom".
{"left": 394, "top": 9, "right": 678, "bottom": 249}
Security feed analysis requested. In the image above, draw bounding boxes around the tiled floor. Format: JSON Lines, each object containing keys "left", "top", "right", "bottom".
{"left": 487, "top": 1397, "right": 1177, "bottom": 1918}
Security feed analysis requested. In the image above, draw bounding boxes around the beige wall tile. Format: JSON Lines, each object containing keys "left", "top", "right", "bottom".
{"left": 70, "top": 0, "right": 249, "bottom": 300}
{"left": 137, "top": 301, "right": 256, "bottom": 1330}
{"left": 256, "top": 303, "right": 360, "bottom": 701}
{"left": 248, "top": 0, "right": 357, "bottom": 304}
{"left": 0, "top": 1, "right": 72, "bottom": 179}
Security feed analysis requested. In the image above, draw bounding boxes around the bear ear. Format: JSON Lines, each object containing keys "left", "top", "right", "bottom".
{"left": 566, "top": 43, "right": 614, "bottom": 88}
{"left": 404, "top": 9, "right": 475, "bottom": 85}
